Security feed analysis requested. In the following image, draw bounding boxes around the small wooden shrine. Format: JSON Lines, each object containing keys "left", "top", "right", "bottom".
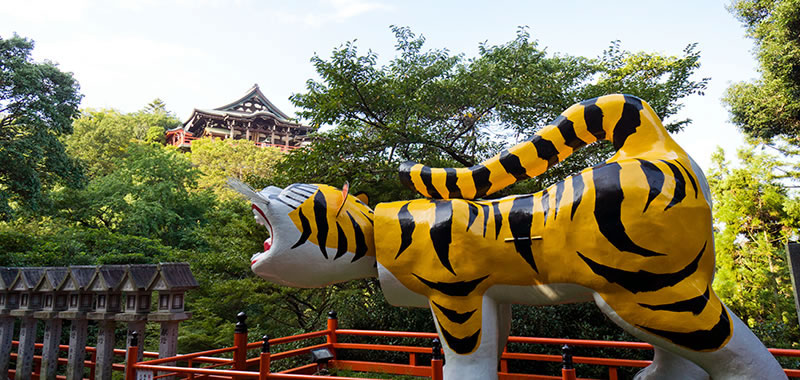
{"left": 166, "top": 84, "right": 311, "bottom": 151}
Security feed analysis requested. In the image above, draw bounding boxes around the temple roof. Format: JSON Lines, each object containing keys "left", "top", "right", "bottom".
{"left": 213, "top": 84, "right": 290, "bottom": 120}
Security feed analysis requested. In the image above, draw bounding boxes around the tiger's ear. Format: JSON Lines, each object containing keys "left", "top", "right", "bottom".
{"left": 336, "top": 182, "right": 350, "bottom": 216}
{"left": 354, "top": 192, "right": 369, "bottom": 205}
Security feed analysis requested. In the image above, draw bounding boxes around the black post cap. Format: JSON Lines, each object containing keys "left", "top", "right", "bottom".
{"left": 327, "top": 310, "right": 337, "bottom": 319}
{"left": 130, "top": 331, "right": 139, "bottom": 346}
{"left": 561, "top": 344, "right": 574, "bottom": 369}
{"left": 235, "top": 311, "right": 248, "bottom": 333}
{"left": 261, "top": 335, "right": 270, "bottom": 353}
{"left": 432, "top": 338, "right": 443, "bottom": 360}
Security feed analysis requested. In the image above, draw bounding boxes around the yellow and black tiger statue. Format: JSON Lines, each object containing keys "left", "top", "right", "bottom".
{"left": 230, "top": 94, "right": 787, "bottom": 380}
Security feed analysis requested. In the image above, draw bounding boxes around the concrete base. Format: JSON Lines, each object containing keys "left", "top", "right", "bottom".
{"left": 66, "top": 318, "right": 89, "bottom": 380}
{"left": 94, "top": 320, "right": 116, "bottom": 380}
{"left": 15, "top": 317, "right": 37, "bottom": 380}
{"left": 39, "top": 318, "right": 63, "bottom": 380}
{"left": 0, "top": 316, "right": 14, "bottom": 378}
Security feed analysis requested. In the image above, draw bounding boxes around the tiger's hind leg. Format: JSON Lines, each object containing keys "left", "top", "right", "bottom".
{"left": 593, "top": 293, "right": 787, "bottom": 380}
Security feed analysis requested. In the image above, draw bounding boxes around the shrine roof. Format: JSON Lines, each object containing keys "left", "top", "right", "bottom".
{"left": 151, "top": 262, "right": 198, "bottom": 290}
{"left": 0, "top": 268, "right": 18, "bottom": 290}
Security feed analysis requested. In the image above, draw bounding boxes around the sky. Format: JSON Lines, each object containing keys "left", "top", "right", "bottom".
{"left": 2, "top": 0, "right": 758, "bottom": 172}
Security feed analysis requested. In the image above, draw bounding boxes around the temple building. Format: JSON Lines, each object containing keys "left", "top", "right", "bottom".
{"left": 166, "top": 84, "right": 311, "bottom": 151}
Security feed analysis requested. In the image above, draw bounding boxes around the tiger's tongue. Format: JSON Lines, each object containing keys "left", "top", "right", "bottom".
{"left": 264, "top": 238, "right": 272, "bottom": 251}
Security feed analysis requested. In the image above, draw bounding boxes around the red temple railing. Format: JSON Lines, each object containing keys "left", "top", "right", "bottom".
{"left": 7, "top": 312, "right": 800, "bottom": 379}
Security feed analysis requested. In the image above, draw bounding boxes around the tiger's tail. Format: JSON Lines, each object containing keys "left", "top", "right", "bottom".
{"left": 399, "top": 94, "right": 681, "bottom": 199}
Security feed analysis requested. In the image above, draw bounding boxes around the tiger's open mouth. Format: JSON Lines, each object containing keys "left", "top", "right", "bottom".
{"left": 251, "top": 204, "right": 273, "bottom": 265}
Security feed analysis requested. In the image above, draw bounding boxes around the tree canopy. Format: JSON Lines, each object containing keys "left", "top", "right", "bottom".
{"left": 0, "top": 34, "right": 84, "bottom": 219}
{"left": 723, "top": 0, "right": 800, "bottom": 143}
{"left": 282, "top": 26, "right": 707, "bottom": 201}
{"left": 66, "top": 101, "right": 181, "bottom": 177}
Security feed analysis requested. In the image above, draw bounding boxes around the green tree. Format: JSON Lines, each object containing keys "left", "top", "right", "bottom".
{"left": 66, "top": 101, "right": 181, "bottom": 177}
{"left": 281, "top": 26, "right": 707, "bottom": 201}
{"left": 52, "top": 142, "right": 213, "bottom": 250}
{"left": 708, "top": 147, "right": 800, "bottom": 348}
{"left": 189, "top": 138, "right": 284, "bottom": 201}
{"left": 723, "top": 0, "right": 800, "bottom": 142}
{"left": 0, "top": 34, "right": 84, "bottom": 219}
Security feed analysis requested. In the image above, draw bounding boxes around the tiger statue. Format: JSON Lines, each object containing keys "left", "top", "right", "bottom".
{"left": 230, "top": 94, "right": 786, "bottom": 380}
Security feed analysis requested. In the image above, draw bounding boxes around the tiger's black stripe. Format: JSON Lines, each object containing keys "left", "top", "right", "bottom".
{"left": 531, "top": 135, "right": 560, "bottom": 168}
{"left": 420, "top": 166, "right": 442, "bottom": 198}
{"left": 612, "top": 95, "right": 644, "bottom": 150}
{"left": 313, "top": 191, "right": 329, "bottom": 259}
{"left": 509, "top": 195, "right": 538, "bottom": 273}
{"left": 289, "top": 186, "right": 315, "bottom": 197}
{"left": 638, "top": 304, "right": 730, "bottom": 351}
{"left": 412, "top": 273, "right": 490, "bottom": 297}
{"left": 555, "top": 115, "right": 587, "bottom": 150}
{"left": 470, "top": 166, "right": 492, "bottom": 199}
{"left": 439, "top": 326, "right": 481, "bottom": 355}
{"left": 637, "top": 159, "right": 665, "bottom": 213}
{"left": 499, "top": 149, "right": 530, "bottom": 181}
{"left": 466, "top": 202, "right": 479, "bottom": 231}
{"left": 571, "top": 174, "right": 584, "bottom": 220}
{"left": 267, "top": 194, "right": 296, "bottom": 209}
{"left": 432, "top": 300, "right": 476, "bottom": 324}
{"left": 291, "top": 208, "right": 312, "bottom": 249}
{"left": 347, "top": 211, "right": 368, "bottom": 262}
{"left": 581, "top": 97, "right": 605, "bottom": 140}
{"left": 675, "top": 160, "right": 699, "bottom": 198}
{"left": 554, "top": 181, "right": 565, "bottom": 220}
{"left": 660, "top": 160, "right": 686, "bottom": 211}
{"left": 398, "top": 161, "right": 415, "bottom": 192}
{"left": 576, "top": 241, "right": 706, "bottom": 294}
{"left": 283, "top": 193, "right": 307, "bottom": 204}
{"left": 444, "top": 168, "right": 462, "bottom": 198}
{"left": 593, "top": 163, "right": 664, "bottom": 257}
{"left": 492, "top": 203, "right": 503, "bottom": 239}
{"left": 396, "top": 203, "right": 415, "bottom": 259}
{"left": 638, "top": 287, "right": 710, "bottom": 315}
{"left": 541, "top": 189, "right": 550, "bottom": 227}
{"left": 480, "top": 204, "right": 490, "bottom": 238}
{"left": 431, "top": 201, "right": 456, "bottom": 275}
{"left": 334, "top": 222, "right": 348, "bottom": 260}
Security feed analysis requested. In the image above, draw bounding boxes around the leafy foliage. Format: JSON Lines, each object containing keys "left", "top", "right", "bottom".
{"left": 189, "top": 138, "right": 284, "bottom": 201}
{"left": 708, "top": 147, "right": 800, "bottom": 348}
{"left": 52, "top": 142, "right": 213, "bottom": 250}
{"left": 66, "top": 101, "right": 181, "bottom": 177}
{"left": 723, "top": 0, "right": 800, "bottom": 142}
{"left": 282, "top": 26, "right": 707, "bottom": 202}
{"left": 0, "top": 34, "right": 84, "bottom": 219}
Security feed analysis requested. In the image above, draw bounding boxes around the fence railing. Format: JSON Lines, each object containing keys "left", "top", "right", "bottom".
{"left": 123, "top": 311, "right": 799, "bottom": 380}
{"left": 6, "top": 310, "right": 800, "bottom": 379}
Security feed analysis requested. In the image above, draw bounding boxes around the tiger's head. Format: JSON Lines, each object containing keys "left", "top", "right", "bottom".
{"left": 229, "top": 180, "right": 378, "bottom": 288}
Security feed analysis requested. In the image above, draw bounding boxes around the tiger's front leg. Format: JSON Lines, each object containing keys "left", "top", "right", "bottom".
{"left": 430, "top": 296, "right": 510, "bottom": 380}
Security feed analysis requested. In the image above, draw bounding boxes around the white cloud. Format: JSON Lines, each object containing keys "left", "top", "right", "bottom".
{"left": 3, "top": 0, "right": 92, "bottom": 23}
{"left": 274, "top": 0, "right": 393, "bottom": 27}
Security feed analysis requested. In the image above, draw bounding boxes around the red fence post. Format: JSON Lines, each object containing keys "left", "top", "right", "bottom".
{"left": 125, "top": 331, "right": 139, "bottom": 380}
{"left": 258, "top": 335, "right": 271, "bottom": 380}
{"left": 326, "top": 311, "right": 338, "bottom": 360}
{"left": 561, "top": 344, "right": 577, "bottom": 380}
{"left": 431, "top": 339, "right": 444, "bottom": 380}
{"left": 233, "top": 312, "right": 248, "bottom": 379}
